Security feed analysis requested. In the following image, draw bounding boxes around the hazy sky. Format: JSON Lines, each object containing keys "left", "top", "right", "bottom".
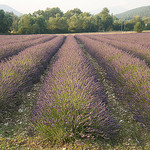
{"left": 0, "top": 0, "right": 149, "bottom": 14}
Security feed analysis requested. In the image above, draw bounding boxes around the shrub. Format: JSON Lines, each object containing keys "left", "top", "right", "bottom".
{"left": 134, "top": 22, "right": 143, "bottom": 33}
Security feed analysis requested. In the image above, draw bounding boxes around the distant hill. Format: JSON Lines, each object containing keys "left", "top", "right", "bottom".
{"left": 115, "top": 6, "right": 150, "bottom": 19}
{"left": 0, "top": 4, "right": 22, "bottom": 16}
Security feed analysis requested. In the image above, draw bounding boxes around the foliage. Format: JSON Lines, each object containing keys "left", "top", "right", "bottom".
{"left": 48, "top": 14, "right": 68, "bottom": 33}
{"left": 143, "top": 17, "right": 150, "bottom": 30}
{"left": 115, "top": 5, "right": 150, "bottom": 19}
{"left": 0, "top": 9, "right": 13, "bottom": 33}
{"left": 134, "top": 22, "right": 143, "bottom": 33}
{"left": 0, "top": 7, "right": 114, "bottom": 34}
{"left": 43, "top": 7, "right": 63, "bottom": 20}
{"left": 98, "top": 8, "right": 113, "bottom": 31}
{"left": 68, "top": 14, "right": 85, "bottom": 32}
{"left": 64, "top": 8, "right": 82, "bottom": 18}
{"left": 10, "top": 14, "right": 19, "bottom": 33}
{"left": 1, "top": 6, "right": 150, "bottom": 34}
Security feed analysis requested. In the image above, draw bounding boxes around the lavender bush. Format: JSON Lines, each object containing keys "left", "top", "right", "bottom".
{"left": 0, "top": 34, "right": 56, "bottom": 61}
{"left": 75, "top": 35, "right": 150, "bottom": 130}
{"left": 86, "top": 33, "right": 150, "bottom": 65}
{"left": 33, "top": 36, "right": 119, "bottom": 144}
{"left": 98, "top": 33, "right": 150, "bottom": 48}
{"left": 0, "top": 34, "right": 44, "bottom": 47}
{"left": 0, "top": 35, "right": 65, "bottom": 108}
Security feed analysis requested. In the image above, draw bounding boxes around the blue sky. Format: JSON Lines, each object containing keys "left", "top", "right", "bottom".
{"left": 0, "top": 0, "right": 149, "bottom": 14}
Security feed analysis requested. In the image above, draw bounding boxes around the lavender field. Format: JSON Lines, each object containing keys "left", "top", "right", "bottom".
{"left": 0, "top": 33, "right": 150, "bottom": 149}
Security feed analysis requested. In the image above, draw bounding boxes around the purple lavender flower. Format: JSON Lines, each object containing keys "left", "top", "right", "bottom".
{"left": 33, "top": 36, "right": 119, "bottom": 143}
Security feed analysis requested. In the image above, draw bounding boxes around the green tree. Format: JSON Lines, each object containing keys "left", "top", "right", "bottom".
{"left": 10, "top": 14, "right": 19, "bottom": 33}
{"left": 17, "top": 14, "right": 34, "bottom": 34}
{"left": 99, "top": 7, "right": 113, "bottom": 31}
{"left": 94, "top": 15, "right": 102, "bottom": 31}
{"left": 134, "top": 22, "right": 143, "bottom": 33}
{"left": 133, "top": 16, "right": 145, "bottom": 29}
{"left": 0, "top": 10, "right": 13, "bottom": 33}
{"left": 44, "top": 7, "right": 63, "bottom": 20}
{"left": 33, "top": 15, "right": 47, "bottom": 33}
{"left": 80, "top": 13, "right": 97, "bottom": 32}
{"left": 68, "top": 12, "right": 97, "bottom": 33}
{"left": 123, "top": 16, "right": 145, "bottom": 31}
{"left": 113, "top": 20, "right": 122, "bottom": 31}
{"left": 47, "top": 14, "right": 68, "bottom": 33}
{"left": 145, "top": 23, "right": 150, "bottom": 30}
{"left": 3, "top": 12, "right": 13, "bottom": 32}
{"left": 0, "top": 10, "right": 6, "bottom": 32}
{"left": 68, "top": 14, "right": 83, "bottom": 33}
{"left": 143, "top": 17, "right": 150, "bottom": 30}
{"left": 124, "top": 20, "right": 134, "bottom": 31}
{"left": 64, "top": 8, "right": 82, "bottom": 19}
{"left": 33, "top": 10, "right": 44, "bottom": 17}
{"left": 65, "top": 9, "right": 83, "bottom": 33}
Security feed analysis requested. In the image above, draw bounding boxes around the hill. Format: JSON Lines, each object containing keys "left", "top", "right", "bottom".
{"left": 115, "top": 6, "right": 150, "bottom": 19}
{"left": 0, "top": 4, "right": 22, "bottom": 16}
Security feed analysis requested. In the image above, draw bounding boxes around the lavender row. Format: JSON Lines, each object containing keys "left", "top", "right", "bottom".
{"left": 0, "top": 34, "right": 45, "bottom": 46}
{"left": 33, "top": 36, "right": 119, "bottom": 142}
{"left": 93, "top": 33, "right": 150, "bottom": 49}
{"left": 0, "top": 35, "right": 57, "bottom": 61}
{"left": 99, "top": 33, "right": 150, "bottom": 48}
{"left": 0, "top": 35, "right": 65, "bottom": 107}
{"left": 85, "top": 34, "right": 150, "bottom": 66}
{"left": 75, "top": 35, "right": 150, "bottom": 130}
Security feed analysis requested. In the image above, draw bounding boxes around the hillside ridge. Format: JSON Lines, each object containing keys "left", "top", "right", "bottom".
{"left": 115, "top": 5, "right": 150, "bottom": 19}
{"left": 0, "top": 4, "right": 22, "bottom": 16}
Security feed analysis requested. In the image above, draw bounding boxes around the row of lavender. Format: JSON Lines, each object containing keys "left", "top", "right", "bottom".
{"left": 0, "top": 34, "right": 57, "bottom": 61}
{"left": 99, "top": 33, "right": 150, "bottom": 48}
{"left": 33, "top": 36, "right": 119, "bottom": 143}
{"left": 86, "top": 33, "right": 150, "bottom": 66}
{"left": 0, "top": 34, "right": 44, "bottom": 46}
{"left": 0, "top": 35, "right": 65, "bottom": 109}
{"left": 75, "top": 35, "right": 150, "bottom": 130}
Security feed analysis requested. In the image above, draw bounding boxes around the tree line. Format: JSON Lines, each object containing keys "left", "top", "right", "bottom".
{"left": 0, "top": 7, "right": 149, "bottom": 34}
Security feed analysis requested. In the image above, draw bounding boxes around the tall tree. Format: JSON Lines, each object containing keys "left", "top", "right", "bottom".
{"left": 0, "top": 10, "right": 13, "bottom": 33}
{"left": 64, "top": 8, "right": 82, "bottom": 19}
{"left": 48, "top": 14, "right": 68, "bottom": 33}
{"left": 33, "top": 10, "right": 44, "bottom": 17}
{"left": 98, "top": 7, "right": 113, "bottom": 31}
{"left": 43, "top": 7, "right": 63, "bottom": 20}
{"left": 94, "top": 15, "right": 102, "bottom": 31}
{"left": 68, "top": 14, "right": 83, "bottom": 33}
{"left": 134, "top": 22, "right": 143, "bottom": 33}
{"left": 10, "top": 14, "right": 19, "bottom": 33}
{"left": 33, "top": 15, "right": 47, "bottom": 33}
{"left": 17, "top": 14, "right": 34, "bottom": 34}
{"left": 80, "top": 13, "right": 97, "bottom": 32}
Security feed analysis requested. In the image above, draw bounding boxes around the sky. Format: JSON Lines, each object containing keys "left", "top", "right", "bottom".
{"left": 0, "top": 0, "right": 149, "bottom": 14}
